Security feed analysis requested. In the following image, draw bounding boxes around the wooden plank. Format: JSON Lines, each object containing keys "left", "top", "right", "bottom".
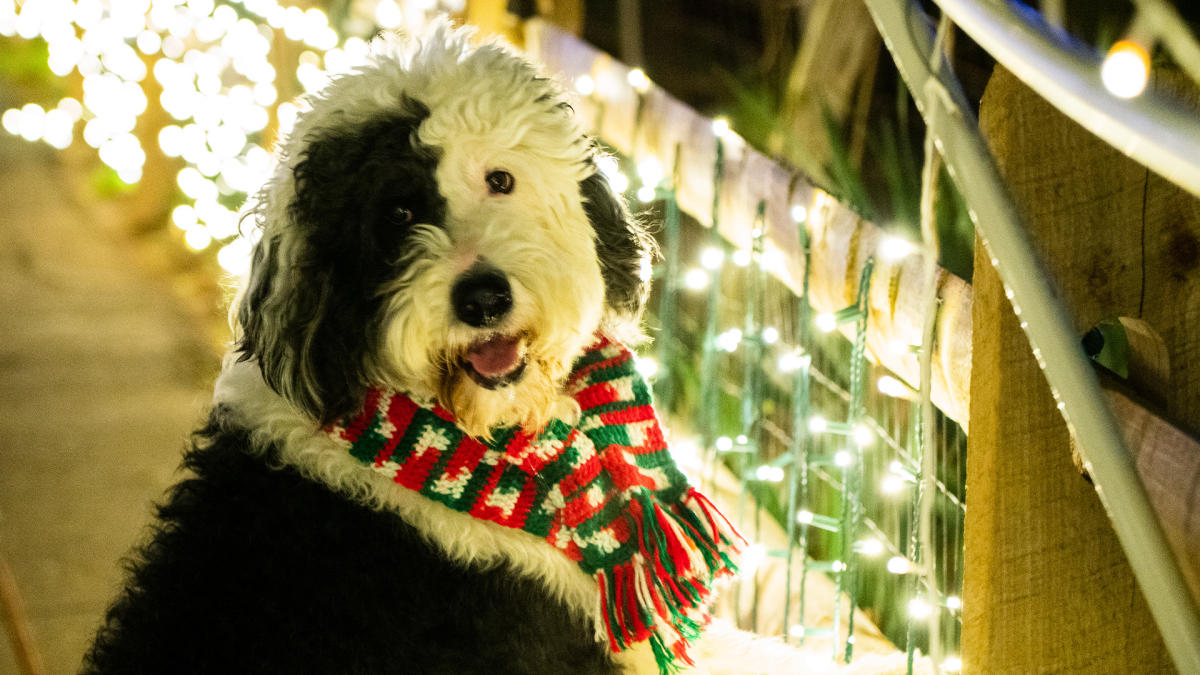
{"left": 1102, "top": 380, "right": 1200, "bottom": 602}
{"left": 964, "top": 65, "right": 1200, "bottom": 673}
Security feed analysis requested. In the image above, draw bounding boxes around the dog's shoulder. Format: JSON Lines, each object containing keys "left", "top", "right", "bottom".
{"left": 83, "top": 399, "right": 622, "bottom": 673}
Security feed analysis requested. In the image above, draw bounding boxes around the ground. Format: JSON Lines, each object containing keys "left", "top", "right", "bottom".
{"left": 0, "top": 135, "right": 221, "bottom": 674}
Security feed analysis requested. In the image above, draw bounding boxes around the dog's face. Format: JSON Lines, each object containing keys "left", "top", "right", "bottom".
{"left": 236, "top": 24, "right": 654, "bottom": 436}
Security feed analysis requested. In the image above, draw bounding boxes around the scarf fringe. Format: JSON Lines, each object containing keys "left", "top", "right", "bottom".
{"left": 595, "top": 489, "right": 744, "bottom": 674}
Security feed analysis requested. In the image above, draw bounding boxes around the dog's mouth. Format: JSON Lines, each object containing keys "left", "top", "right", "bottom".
{"left": 460, "top": 333, "right": 529, "bottom": 390}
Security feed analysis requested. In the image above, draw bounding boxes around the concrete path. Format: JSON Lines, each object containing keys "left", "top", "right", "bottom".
{"left": 0, "top": 135, "right": 219, "bottom": 674}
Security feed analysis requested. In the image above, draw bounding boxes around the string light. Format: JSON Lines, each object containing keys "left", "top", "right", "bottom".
{"left": 636, "top": 155, "right": 663, "bottom": 187}
{"left": 635, "top": 356, "right": 659, "bottom": 379}
{"left": 815, "top": 312, "right": 837, "bottom": 333}
{"left": 887, "top": 556, "right": 913, "bottom": 574}
{"left": 833, "top": 449, "right": 853, "bottom": 467}
{"left": 881, "top": 473, "right": 907, "bottom": 495}
{"left": 574, "top": 74, "right": 595, "bottom": 96}
{"left": 777, "top": 350, "right": 810, "bottom": 373}
{"left": 716, "top": 328, "right": 743, "bottom": 352}
{"left": 942, "top": 656, "right": 963, "bottom": 673}
{"left": 715, "top": 436, "right": 734, "bottom": 452}
{"left": 808, "top": 416, "right": 828, "bottom": 433}
{"left": 761, "top": 326, "right": 779, "bottom": 344}
{"left": 945, "top": 596, "right": 962, "bottom": 611}
{"left": 731, "top": 249, "right": 751, "bottom": 267}
{"left": 856, "top": 538, "right": 884, "bottom": 556}
{"left": 879, "top": 234, "right": 916, "bottom": 261}
{"left": 1101, "top": 39, "right": 1150, "bottom": 99}
{"left": 908, "top": 597, "right": 932, "bottom": 619}
{"left": 683, "top": 268, "right": 709, "bottom": 290}
{"left": 711, "top": 116, "right": 730, "bottom": 138}
{"left": 626, "top": 67, "right": 650, "bottom": 93}
{"left": 791, "top": 204, "right": 807, "bottom": 223}
{"left": 740, "top": 543, "right": 767, "bottom": 575}
{"left": 699, "top": 247, "right": 724, "bottom": 270}
{"left": 877, "top": 374, "right": 915, "bottom": 399}
{"left": 853, "top": 424, "right": 873, "bottom": 447}
{"left": 754, "top": 465, "right": 785, "bottom": 482}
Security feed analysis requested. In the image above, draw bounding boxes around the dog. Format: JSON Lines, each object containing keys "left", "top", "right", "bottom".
{"left": 82, "top": 21, "right": 680, "bottom": 674}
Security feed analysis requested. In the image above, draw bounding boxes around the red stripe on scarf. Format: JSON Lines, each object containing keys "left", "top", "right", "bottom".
{"left": 339, "top": 387, "right": 383, "bottom": 443}
{"left": 373, "top": 394, "right": 420, "bottom": 465}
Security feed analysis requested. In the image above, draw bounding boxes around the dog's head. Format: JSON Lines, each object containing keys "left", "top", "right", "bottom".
{"left": 235, "top": 22, "right": 654, "bottom": 436}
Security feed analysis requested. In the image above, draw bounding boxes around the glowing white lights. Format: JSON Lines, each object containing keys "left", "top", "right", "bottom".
{"left": 945, "top": 595, "right": 962, "bottom": 611}
{"left": 1101, "top": 40, "right": 1150, "bottom": 99}
{"left": 711, "top": 117, "right": 730, "bottom": 138}
{"left": 731, "top": 249, "right": 751, "bottom": 267}
{"left": 375, "top": 0, "right": 404, "bottom": 29}
{"left": 887, "top": 556, "right": 913, "bottom": 575}
{"left": 908, "top": 597, "right": 932, "bottom": 619}
{"left": 853, "top": 424, "right": 873, "bottom": 447}
{"left": 626, "top": 67, "right": 650, "bottom": 93}
{"left": 716, "top": 328, "right": 743, "bottom": 353}
{"left": 683, "top": 268, "right": 709, "bottom": 290}
{"left": 699, "top": 247, "right": 724, "bottom": 270}
{"left": 877, "top": 374, "right": 915, "bottom": 399}
{"left": 636, "top": 185, "right": 656, "bottom": 202}
{"left": 796, "top": 510, "right": 814, "bottom": 525}
{"left": 808, "top": 416, "right": 828, "bottom": 433}
{"left": 574, "top": 74, "right": 595, "bottom": 96}
{"left": 790, "top": 204, "right": 807, "bottom": 223}
{"left": 815, "top": 312, "right": 837, "bottom": 333}
{"left": 740, "top": 543, "right": 767, "bottom": 575}
{"left": 881, "top": 473, "right": 907, "bottom": 495}
{"left": 754, "top": 465, "right": 785, "bottom": 482}
{"left": 637, "top": 156, "right": 663, "bottom": 187}
{"left": 184, "top": 225, "right": 213, "bottom": 251}
{"left": 833, "top": 449, "right": 853, "bottom": 468}
{"left": 857, "top": 538, "right": 884, "bottom": 556}
{"left": 635, "top": 356, "right": 659, "bottom": 379}
{"left": 715, "top": 436, "right": 734, "bottom": 452}
{"left": 778, "top": 350, "right": 810, "bottom": 373}
{"left": 879, "top": 234, "right": 916, "bottom": 261}
{"left": 761, "top": 326, "right": 779, "bottom": 344}
{"left": 942, "top": 656, "right": 963, "bottom": 673}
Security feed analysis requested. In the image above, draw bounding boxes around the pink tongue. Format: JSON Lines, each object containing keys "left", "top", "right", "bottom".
{"left": 466, "top": 334, "right": 523, "bottom": 377}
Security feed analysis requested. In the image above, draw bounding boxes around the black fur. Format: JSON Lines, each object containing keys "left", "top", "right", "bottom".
{"left": 82, "top": 409, "right": 620, "bottom": 674}
{"left": 238, "top": 99, "right": 444, "bottom": 425}
{"left": 579, "top": 170, "right": 656, "bottom": 322}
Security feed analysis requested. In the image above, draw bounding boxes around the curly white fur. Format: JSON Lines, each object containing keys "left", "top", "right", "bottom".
{"left": 242, "top": 20, "right": 607, "bottom": 435}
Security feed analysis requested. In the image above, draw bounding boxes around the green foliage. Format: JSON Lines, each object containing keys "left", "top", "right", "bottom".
{"left": 0, "top": 37, "right": 66, "bottom": 101}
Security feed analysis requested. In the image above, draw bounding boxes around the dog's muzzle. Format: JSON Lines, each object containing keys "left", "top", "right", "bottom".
{"left": 452, "top": 266, "right": 512, "bottom": 328}
{"left": 452, "top": 265, "right": 527, "bottom": 389}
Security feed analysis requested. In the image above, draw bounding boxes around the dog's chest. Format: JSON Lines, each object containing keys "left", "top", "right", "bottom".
{"left": 83, "top": 428, "right": 622, "bottom": 674}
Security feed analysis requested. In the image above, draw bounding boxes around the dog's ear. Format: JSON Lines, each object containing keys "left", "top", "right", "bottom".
{"left": 235, "top": 134, "right": 385, "bottom": 425}
{"left": 579, "top": 168, "right": 658, "bottom": 325}
{"left": 235, "top": 227, "right": 373, "bottom": 425}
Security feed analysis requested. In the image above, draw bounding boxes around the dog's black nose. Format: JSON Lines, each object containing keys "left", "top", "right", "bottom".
{"left": 452, "top": 269, "right": 513, "bottom": 327}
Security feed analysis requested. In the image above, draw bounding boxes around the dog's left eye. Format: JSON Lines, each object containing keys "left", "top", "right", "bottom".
{"left": 389, "top": 206, "right": 414, "bottom": 225}
{"left": 485, "top": 170, "right": 514, "bottom": 195}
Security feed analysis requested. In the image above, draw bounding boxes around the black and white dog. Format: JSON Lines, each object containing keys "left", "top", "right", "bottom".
{"left": 83, "top": 21, "right": 660, "bottom": 675}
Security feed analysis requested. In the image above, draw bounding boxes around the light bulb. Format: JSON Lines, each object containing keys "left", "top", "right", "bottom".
{"left": 1102, "top": 40, "right": 1150, "bottom": 99}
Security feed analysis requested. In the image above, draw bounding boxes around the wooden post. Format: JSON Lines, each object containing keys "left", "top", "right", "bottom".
{"left": 964, "top": 66, "right": 1200, "bottom": 673}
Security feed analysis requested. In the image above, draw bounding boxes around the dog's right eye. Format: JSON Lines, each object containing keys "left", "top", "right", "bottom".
{"left": 389, "top": 206, "right": 414, "bottom": 225}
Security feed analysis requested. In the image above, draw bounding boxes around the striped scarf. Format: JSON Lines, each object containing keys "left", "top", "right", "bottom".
{"left": 327, "top": 334, "right": 743, "bottom": 673}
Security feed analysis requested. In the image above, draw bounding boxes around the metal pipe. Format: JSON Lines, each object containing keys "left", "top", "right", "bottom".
{"left": 933, "top": 0, "right": 1200, "bottom": 198}
{"left": 862, "top": 0, "right": 1200, "bottom": 671}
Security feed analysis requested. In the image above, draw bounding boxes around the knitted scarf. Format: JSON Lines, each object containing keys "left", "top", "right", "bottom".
{"left": 326, "top": 334, "right": 743, "bottom": 673}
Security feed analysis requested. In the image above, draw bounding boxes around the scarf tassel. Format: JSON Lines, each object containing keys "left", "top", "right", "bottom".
{"left": 595, "top": 490, "right": 744, "bottom": 674}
